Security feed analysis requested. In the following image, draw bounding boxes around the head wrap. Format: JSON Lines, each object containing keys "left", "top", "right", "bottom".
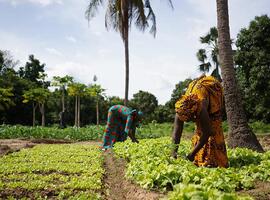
{"left": 175, "top": 94, "right": 202, "bottom": 121}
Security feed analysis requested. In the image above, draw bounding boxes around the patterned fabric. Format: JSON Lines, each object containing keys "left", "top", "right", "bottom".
{"left": 102, "top": 105, "right": 138, "bottom": 149}
{"left": 175, "top": 75, "right": 228, "bottom": 167}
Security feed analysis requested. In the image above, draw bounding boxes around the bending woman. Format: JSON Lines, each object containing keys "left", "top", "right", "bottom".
{"left": 172, "top": 75, "right": 228, "bottom": 168}
{"left": 102, "top": 105, "right": 143, "bottom": 150}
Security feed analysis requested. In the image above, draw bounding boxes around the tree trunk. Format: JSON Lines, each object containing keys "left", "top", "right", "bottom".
{"left": 216, "top": 0, "right": 263, "bottom": 152}
{"left": 62, "top": 86, "right": 65, "bottom": 112}
{"left": 78, "top": 96, "right": 80, "bottom": 128}
{"left": 39, "top": 103, "right": 45, "bottom": 127}
{"left": 122, "top": 0, "right": 129, "bottom": 106}
{"left": 75, "top": 96, "right": 78, "bottom": 127}
{"left": 32, "top": 102, "right": 36, "bottom": 126}
{"left": 96, "top": 97, "right": 99, "bottom": 125}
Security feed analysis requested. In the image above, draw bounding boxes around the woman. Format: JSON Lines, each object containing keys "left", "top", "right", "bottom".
{"left": 172, "top": 75, "right": 228, "bottom": 168}
{"left": 102, "top": 105, "right": 143, "bottom": 150}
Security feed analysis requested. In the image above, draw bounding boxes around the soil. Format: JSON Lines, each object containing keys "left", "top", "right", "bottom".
{"left": 101, "top": 149, "right": 164, "bottom": 200}
{"left": 238, "top": 181, "right": 270, "bottom": 200}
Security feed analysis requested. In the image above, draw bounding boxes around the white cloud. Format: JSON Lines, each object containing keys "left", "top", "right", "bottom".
{"left": 4, "top": 0, "right": 63, "bottom": 6}
{"left": 65, "top": 36, "right": 77, "bottom": 43}
{"left": 45, "top": 48, "right": 63, "bottom": 57}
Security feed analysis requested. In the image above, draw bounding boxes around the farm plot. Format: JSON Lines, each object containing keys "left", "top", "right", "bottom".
{"left": 0, "top": 144, "right": 104, "bottom": 199}
{"left": 114, "top": 137, "right": 270, "bottom": 200}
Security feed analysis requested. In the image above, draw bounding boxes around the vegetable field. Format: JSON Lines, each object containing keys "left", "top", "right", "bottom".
{"left": 0, "top": 143, "right": 104, "bottom": 199}
{"left": 0, "top": 125, "right": 270, "bottom": 199}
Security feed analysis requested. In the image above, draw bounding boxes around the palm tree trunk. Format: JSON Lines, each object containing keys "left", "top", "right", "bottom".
{"left": 216, "top": 0, "right": 263, "bottom": 152}
{"left": 75, "top": 96, "right": 78, "bottom": 127}
{"left": 96, "top": 97, "right": 99, "bottom": 125}
{"left": 62, "top": 86, "right": 65, "bottom": 112}
{"left": 122, "top": 0, "right": 129, "bottom": 106}
{"left": 78, "top": 96, "right": 80, "bottom": 128}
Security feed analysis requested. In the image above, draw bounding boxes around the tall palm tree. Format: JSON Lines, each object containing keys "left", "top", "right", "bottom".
{"left": 216, "top": 0, "right": 263, "bottom": 152}
{"left": 67, "top": 83, "right": 86, "bottom": 127}
{"left": 196, "top": 27, "right": 221, "bottom": 81}
{"left": 86, "top": 0, "right": 173, "bottom": 106}
{"left": 52, "top": 75, "right": 73, "bottom": 112}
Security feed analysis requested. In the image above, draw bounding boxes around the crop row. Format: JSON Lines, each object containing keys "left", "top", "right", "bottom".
{"left": 114, "top": 137, "right": 270, "bottom": 200}
{"left": 0, "top": 144, "right": 104, "bottom": 199}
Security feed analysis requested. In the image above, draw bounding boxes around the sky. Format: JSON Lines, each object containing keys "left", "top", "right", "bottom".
{"left": 0, "top": 0, "right": 269, "bottom": 104}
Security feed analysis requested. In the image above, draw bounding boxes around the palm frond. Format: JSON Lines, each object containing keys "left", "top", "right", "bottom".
{"left": 145, "top": 0, "right": 156, "bottom": 37}
{"left": 85, "top": 0, "right": 104, "bottom": 21}
{"left": 198, "top": 62, "right": 211, "bottom": 73}
{"left": 196, "top": 49, "right": 207, "bottom": 62}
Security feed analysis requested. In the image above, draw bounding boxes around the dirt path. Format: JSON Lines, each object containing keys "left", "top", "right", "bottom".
{"left": 102, "top": 149, "right": 164, "bottom": 200}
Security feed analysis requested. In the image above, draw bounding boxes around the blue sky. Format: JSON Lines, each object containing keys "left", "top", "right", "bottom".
{"left": 0, "top": 0, "right": 269, "bottom": 104}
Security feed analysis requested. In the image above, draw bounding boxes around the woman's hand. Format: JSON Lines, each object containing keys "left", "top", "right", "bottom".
{"left": 186, "top": 153, "right": 195, "bottom": 162}
{"left": 132, "top": 138, "right": 139, "bottom": 143}
{"left": 171, "top": 150, "right": 178, "bottom": 159}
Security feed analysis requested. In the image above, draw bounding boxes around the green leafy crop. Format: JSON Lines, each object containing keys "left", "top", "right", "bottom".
{"left": 0, "top": 144, "right": 104, "bottom": 199}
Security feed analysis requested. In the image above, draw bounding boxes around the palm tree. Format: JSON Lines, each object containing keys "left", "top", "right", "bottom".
{"left": 86, "top": 84, "right": 105, "bottom": 125}
{"left": 196, "top": 27, "right": 221, "bottom": 81}
{"left": 67, "top": 83, "right": 86, "bottom": 127}
{"left": 216, "top": 0, "right": 263, "bottom": 152}
{"left": 86, "top": 0, "right": 173, "bottom": 106}
{"left": 51, "top": 75, "right": 73, "bottom": 112}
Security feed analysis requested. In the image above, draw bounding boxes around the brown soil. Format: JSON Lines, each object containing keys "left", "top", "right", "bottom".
{"left": 0, "top": 139, "right": 36, "bottom": 156}
{"left": 238, "top": 181, "right": 270, "bottom": 200}
{"left": 102, "top": 149, "right": 164, "bottom": 200}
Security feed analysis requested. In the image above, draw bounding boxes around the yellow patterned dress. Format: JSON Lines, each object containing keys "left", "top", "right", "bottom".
{"left": 175, "top": 76, "right": 228, "bottom": 167}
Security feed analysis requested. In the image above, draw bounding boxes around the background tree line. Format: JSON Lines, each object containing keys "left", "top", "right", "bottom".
{"left": 0, "top": 15, "right": 269, "bottom": 126}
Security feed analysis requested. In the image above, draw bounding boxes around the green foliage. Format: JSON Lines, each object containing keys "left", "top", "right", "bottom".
{"left": 0, "top": 144, "right": 104, "bottom": 199}
{"left": 114, "top": 137, "right": 270, "bottom": 199}
{"left": 235, "top": 15, "right": 270, "bottom": 123}
{"left": 0, "top": 87, "right": 14, "bottom": 111}
{"left": 19, "top": 55, "right": 49, "bottom": 88}
{"left": 23, "top": 88, "right": 50, "bottom": 104}
{"left": 0, "top": 125, "right": 104, "bottom": 141}
{"left": 67, "top": 83, "right": 86, "bottom": 97}
{"left": 130, "top": 90, "right": 158, "bottom": 123}
{"left": 167, "top": 78, "right": 193, "bottom": 109}
{"left": 166, "top": 183, "right": 252, "bottom": 200}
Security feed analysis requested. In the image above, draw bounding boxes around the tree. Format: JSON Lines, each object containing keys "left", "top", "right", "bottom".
{"left": 0, "top": 88, "right": 14, "bottom": 111}
{"left": 51, "top": 75, "right": 73, "bottom": 112}
{"left": 196, "top": 27, "right": 221, "bottom": 81}
{"left": 23, "top": 88, "right": 50, "bottom": 126}
{"left": 130, "top": 90, "right": 158, "bottom": 122}
{"left": 19, "top": 55, "right": 49, "bottom": 88}
{"left": 0, "top": 50, "right": 19, "bottom": 75}
{"left": 67, "top": 83, "right": 86, "bottom": 127}
{"left": 167, "top": 78, "right": 193, "bottom": 109}
{"left": 86, "top": 84, "right": 105, "bottom": 125}
{"left": 216, "top": 0, "right": 263, "bottom": 152}
{"left": 235, "top": 15, "right": 270, "bottom": 123}
{"left": 86, "top": 0, "right": 173, "bottom": 106}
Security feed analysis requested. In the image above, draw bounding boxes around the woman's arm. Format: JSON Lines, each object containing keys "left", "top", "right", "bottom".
{"left": 171, "top": 114, "right": 184, "bottom": 159}
{"left": 187, "top": 100, "right": 212, "bottom": 161}
{"left": 128, "top": 129, "right": 139, "bottom": 143}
